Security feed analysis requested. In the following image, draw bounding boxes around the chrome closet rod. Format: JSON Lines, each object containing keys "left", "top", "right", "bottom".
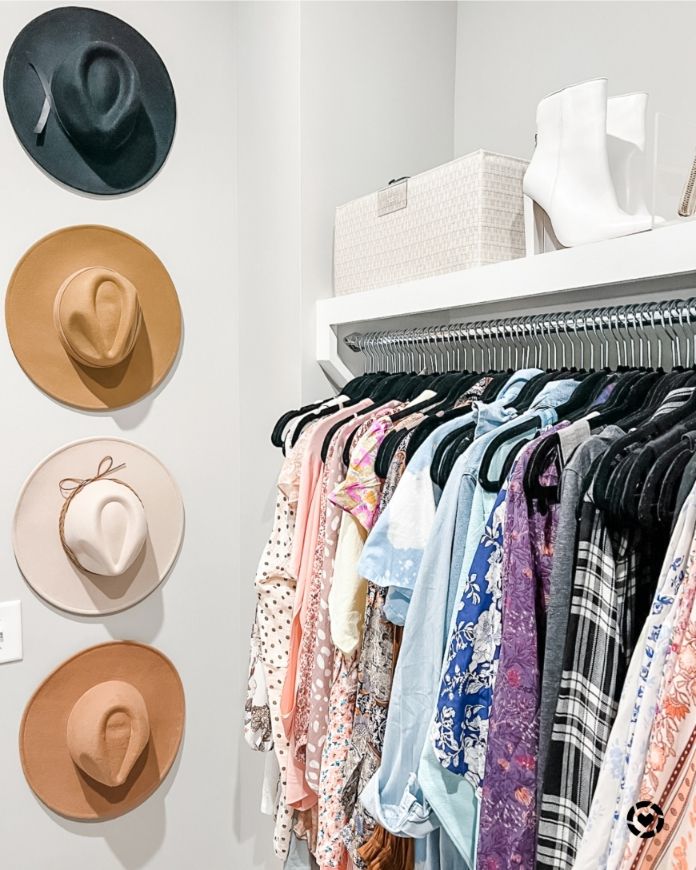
{"left": 344, "top": 297, "right": 696, "bottom": 373}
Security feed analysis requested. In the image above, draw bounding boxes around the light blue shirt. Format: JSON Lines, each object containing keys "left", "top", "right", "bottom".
{"left": 360, "top": 370, "right": 560, "bottom": 841}
{"left": 418, "top": 378, "right": 580, "bottom": 865}
{"left": 358, "top": 370, "right": 543, "bottom": 625}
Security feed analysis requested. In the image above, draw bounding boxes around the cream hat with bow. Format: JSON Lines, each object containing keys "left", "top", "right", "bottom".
{"left": 13, "top": 437, "right": 184, "bottom": 615}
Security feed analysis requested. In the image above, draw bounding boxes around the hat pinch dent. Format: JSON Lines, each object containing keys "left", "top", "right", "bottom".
{"left": 58, "top": 456, "right": 145, "bottom": 574}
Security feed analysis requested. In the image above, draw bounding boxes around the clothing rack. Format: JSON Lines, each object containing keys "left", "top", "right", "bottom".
{"left": 344, "top": 297, "right": 696, "bottom": 374}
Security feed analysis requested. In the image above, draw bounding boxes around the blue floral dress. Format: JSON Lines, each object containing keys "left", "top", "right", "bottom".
{"left": 430, "top": 480, "right": 507, "bottom": 789}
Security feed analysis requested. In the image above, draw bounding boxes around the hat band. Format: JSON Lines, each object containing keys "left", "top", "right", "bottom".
{"left": 28, "top": 59, "right": 52, "bottom": 135}
{"left": 58, "top": 456, "right": 144, "bottom": 572}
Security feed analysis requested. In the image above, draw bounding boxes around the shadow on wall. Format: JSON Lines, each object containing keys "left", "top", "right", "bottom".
{"left": 36, "top": 741, "right": 184, "bottom": 870}
{"left": 19, "top": 308, "right": 186, "bottom": 431}
{"left": 107, "top": 315, "right": 186, "bottom": 431}
{"left": 234, "top": 728, "right": 276, "bottom": 868}
{"left": 20, "top": 532, "right": 189, "bottom": 641}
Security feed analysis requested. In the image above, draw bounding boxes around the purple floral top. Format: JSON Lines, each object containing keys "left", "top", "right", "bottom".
{"left": 476, "top": 426, "right": 565, "bottom": 870}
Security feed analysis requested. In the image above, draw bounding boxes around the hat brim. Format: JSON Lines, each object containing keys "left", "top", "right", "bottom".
{"left": 13, "top": 437, "right": 184, "bottom": 616}
{"left": 20, "top": 641, "right": 185, "bottom": 821}
{"left": 4, "top": 6, "right": 176, "bottom": 195}
{"left": 6, "top": 225, "right": 181, "bottom": 410}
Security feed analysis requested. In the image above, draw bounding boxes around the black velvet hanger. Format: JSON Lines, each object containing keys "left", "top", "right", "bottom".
{"left": 609, "top": 425, "right": 689, "bottom": 522}
{"left": 436, "top": 371, "right": 481, "bottom": 407}
{"left": 478, "top": 372, "right": 591, "bottom": 493}
{"left": 431, "top": 422, "right": 475, "bottom": 487}
{"left": 340, "top": 379, "right": 437, "bottom": 468}
{"left": 318, "top": 370, "right": 439, "bottom": 464}
{"left": 374, "top": 428, "right": 407, "bottom": 479}
{"left": 592, "top": 389, "right": 696, "bottom": 512}
{"left": 375, "top": 372, "right": 483, "bottom": 473}
{"left": 270, "top": 372, "right": 379, "bottom": 448}
{"left": 520, "top": 370, "right": 637, "bottom": 503}
{"left": 611, "top": 391, "right": 696, "bottom": 521}
{"left": 271, "top": 399, "right": 324, "bottom": 448}
{"left": 319, "top": 399, "right": 375, "bottom": 463}
{"left": 405, "top": 404, "right": 474, "bottom": 462}
{"left": 480, "top": 371, "right": 512, "bottom": 401}
{"left": 502, "top": 372, "right": 553, "bottom": 412}
{"left": 659, "top": 443, "right": 696, "bottom": 528}
{"left": 586, "top": 368, "right": 643, "bottom": 416}
{"left": 368, "top": 372, "right": 480, "bottom": 480}
{"left": 523, "top": 373, "right": 623, "bottom": 501}
{"left": 588, "top": 370, "right": 663, "bottom": 431}
{"left": 637, "top": 441, "right": 692, "bottom": 528}
{"left": 523, "top": 430, "right": 562, "bottom": 501}
{"left": 500, "top": 434, "right": 533, "bottom": 488}
{"left": 338, "top": 374, "right": 418, "bottom": 465}
{"left": 614, "top": 370, "right": 689, "bottom": 432}
{"left": 554, "top": 370, "right": 611, "bottom": 422}
{"left": 478, "top": 415, "right": 545, "bottom": 492}
{"left": 289, "top": 395, "right": 357, "bottom": 449}
{"left": 344, "top": 372, "right": 383, "bottom": 399}
{"left": 431, "top": 370, "right": 545, "bottom": 488}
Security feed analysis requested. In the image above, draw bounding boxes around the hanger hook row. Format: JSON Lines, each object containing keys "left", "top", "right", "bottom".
{"left": 343, "top": 297, "right": 696, "bottom": 373}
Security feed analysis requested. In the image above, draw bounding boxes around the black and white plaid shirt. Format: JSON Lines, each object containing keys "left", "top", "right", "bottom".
{"left": 536, "top": 497, "right": 636, "bottom": 869}
{"left": 537, "top": 387, "right": 691, "bottom": 868}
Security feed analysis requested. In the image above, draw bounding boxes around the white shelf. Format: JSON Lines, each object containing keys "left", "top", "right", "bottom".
{"left": 316, "top": 221, "right": 696, "bottom": 386}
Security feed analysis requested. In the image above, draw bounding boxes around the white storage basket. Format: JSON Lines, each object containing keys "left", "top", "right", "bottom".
{"left": 333, "top": 149, "right": 528, "bottom": 296}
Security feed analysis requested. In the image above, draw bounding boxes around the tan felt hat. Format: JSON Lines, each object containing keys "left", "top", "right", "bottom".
{"left": 6, "top": 225, "right": 181, "bottom": 410}
{"left": 13, "top": 437, "right": 184, "bottom": 615}
{"left": 20, "top": 641, "right": 185, "bottom": 821}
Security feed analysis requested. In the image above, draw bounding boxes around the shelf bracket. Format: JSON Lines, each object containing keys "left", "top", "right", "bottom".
{"left": 316, "top": 300, "right": 353, "bottom": 389}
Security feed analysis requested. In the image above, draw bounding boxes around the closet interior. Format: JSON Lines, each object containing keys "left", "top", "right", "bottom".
{"left": 247, "top": 293, "right": 696, "bottom": 869}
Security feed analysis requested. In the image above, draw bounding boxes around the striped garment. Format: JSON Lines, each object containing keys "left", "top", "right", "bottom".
{"left": 536, "top": 497, "right": 636, "bottom": 869}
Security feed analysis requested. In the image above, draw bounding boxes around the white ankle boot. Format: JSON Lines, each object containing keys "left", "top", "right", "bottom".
{"left": 606, "top": 92, "right": 651, "bottom": 216}
{"left": 523, "top": 78, "right": 653, "bottom": 252}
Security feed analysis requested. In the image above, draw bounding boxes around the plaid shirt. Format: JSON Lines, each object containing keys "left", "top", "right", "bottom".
{"left": 536, "top": 496, "right": 636, "bottom": 869}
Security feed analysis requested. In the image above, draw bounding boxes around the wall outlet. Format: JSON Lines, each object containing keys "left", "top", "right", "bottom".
{"left": 0, "top": 600, "right": 22, "bottom": 664}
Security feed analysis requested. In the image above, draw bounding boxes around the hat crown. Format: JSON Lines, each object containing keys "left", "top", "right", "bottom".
{"left": 51, "top": 41, "right": 142, "bottom": 153}
{"left": 62, "top": 478, "right": 147, "bottom": 576}
{"left": 66, "top": 680, "right": 150, "bottom": 788}
{"left": 54, "top": 266, "right": 142, "bottom": 369}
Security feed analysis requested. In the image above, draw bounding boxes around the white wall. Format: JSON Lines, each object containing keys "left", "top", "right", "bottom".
{"left": 300, "top": 0, "right": 457, "bottom": 400}
{"left": 455, "top": 1, "right": 696, "bottom": 162}
{"left": 1, "top": 3, "right": 241, "bottom": 869}
{"left": 236, "top": 3, "right": 302, "bottom": 868}
{"left": 1, "top": 2, "right": 458, "bottom": 869}
{"left": 237, "top": 4, "right": 458, "bottom": 867}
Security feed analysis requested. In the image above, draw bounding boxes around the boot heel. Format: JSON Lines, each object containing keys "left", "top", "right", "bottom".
{"left": 524, "top": 194, "right": 565, "bottom": 255}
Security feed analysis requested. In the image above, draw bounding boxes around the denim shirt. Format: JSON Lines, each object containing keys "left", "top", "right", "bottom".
{"left": 358, "top": 371, "right": 554, "bottom": 839}
{"left": 418, "top": 380, "right": 580, "bottom": 863}
{"left": 357, "top": 369, "right": 543, "bottom": 626}
{"left": 360, "top": 376, "right": 580, "bottom": 853}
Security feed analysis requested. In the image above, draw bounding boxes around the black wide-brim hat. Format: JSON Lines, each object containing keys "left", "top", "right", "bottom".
{"left": 4, "top": 6, "right": 176, "bottom": 196}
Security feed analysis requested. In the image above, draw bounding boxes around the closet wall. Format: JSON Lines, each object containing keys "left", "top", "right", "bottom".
{"left": 0, "top": 3, "right": 240, "bottom": 870}
{"left": 454, "top": 1, "right": 696, "bottom": 160}
{"left": 0, "top": 1, "right": 457, "bottom": 869}
{"left": 238, "top": 3, "right": 457, "bottom": 865}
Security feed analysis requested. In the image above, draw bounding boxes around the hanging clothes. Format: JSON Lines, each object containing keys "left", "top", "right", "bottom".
{"left": 244, "top": 309, "right": 696, "bottom": 870}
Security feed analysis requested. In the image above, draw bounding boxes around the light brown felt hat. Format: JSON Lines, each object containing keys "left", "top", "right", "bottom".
{"left": 6, "top": 225, "right": 181, "bottom": 410}
{"left": 20, "top": 641, "right": 185, "bottom": 821}
{"left": 13, "top": 437, "right": 184, "bottom": 616}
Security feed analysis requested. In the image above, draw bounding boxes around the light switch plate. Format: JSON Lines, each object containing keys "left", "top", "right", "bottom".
{"left": 0, "top": 600, "right": 22, "bottom": 663}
